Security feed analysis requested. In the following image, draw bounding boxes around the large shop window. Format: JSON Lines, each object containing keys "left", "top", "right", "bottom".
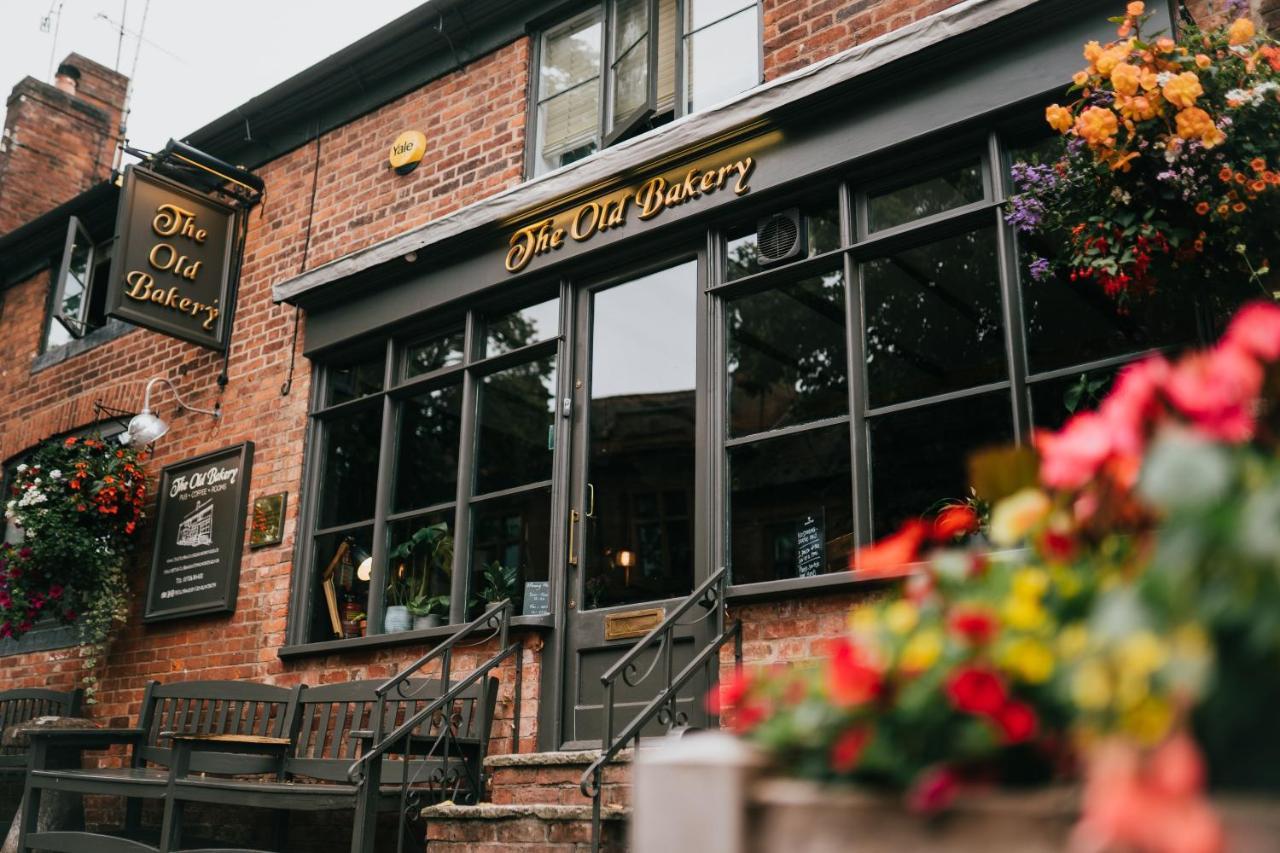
{"left": 43, "top": 216, "right": 112, "bottom": 352}
{"left": 297, "top": 295, "right": 560, "bottom": 645}
{"left": 531, "top": 0, "right": 761, "bottom": 176}
{"left": 714, "top": 134, "right": 1205, "bottom": 589}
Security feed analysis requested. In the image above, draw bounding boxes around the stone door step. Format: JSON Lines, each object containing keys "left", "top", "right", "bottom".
{"left": 485, "top": 750, "right": 633, "bottom": 809}
{"left": 423, "top": 802, "right": 628, "bottom": 851}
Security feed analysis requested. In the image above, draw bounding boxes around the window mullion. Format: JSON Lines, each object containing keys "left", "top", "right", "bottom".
{"left": 365, "top": 389, "right": 396, "bottom": 634}
{"left": 841, "top": 179, "right": 872, "bottom": 549}
{"left": 988, "top": 131, "right": 1031, "bottom": 444}
{"left": 449, "top": 310, "right": 483, "bottom": 623}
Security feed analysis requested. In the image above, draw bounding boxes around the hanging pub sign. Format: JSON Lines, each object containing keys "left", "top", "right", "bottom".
{"left": 143, "top": 442, "right": 254, "bottom": 622}
{"left": 105, "top": 165, "right": 239, "bottom": 350}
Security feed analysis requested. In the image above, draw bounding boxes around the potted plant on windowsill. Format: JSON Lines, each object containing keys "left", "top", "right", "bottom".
{"left": 472, "top": 560, "right": 519, "bottom": 615}
{"left": 387, "top": 521, "right": 453, "bottom": 634}
{"left": 407, "top": 594, "right": 450, "bottom": 630}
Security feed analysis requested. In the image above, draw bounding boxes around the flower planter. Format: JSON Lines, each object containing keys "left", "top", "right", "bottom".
{"left": 384, "top": 605, "right": 412, "bottom": 633}
{"left": 746, "top": 779, "right": 1280, "bottom": 853}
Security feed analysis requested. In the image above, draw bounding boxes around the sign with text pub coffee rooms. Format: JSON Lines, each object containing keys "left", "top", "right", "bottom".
{"left": 143, "top": 443, "right": 253, "bottom": 622}
{"left": 106, "top": 166, "right": 238, "bottom": 350}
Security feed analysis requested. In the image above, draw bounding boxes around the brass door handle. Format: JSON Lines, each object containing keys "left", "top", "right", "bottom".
{"left": 585, "top": 483, "right": 596, "bottom": 518}
{"left": 568, "top": 509, "right": 580, "bottom": 566}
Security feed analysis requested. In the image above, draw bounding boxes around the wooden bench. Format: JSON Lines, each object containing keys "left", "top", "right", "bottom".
{"left": 159, "top": 677, "right": 498, "bottom": 853}
{"left": 0, "top": 688, "right": 83, "bottom": 779}
{"left": 17, "top": 679, "right": 298, "bottom": 853}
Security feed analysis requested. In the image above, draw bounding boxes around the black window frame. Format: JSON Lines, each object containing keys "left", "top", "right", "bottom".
{"left": 526, "top": 0, "right": 763, "bottom": 178}
{"left": 43, "top": 216, "right": 112, "bottom": 354}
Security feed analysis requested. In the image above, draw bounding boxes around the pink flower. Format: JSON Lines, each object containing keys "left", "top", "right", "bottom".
{"left": 1223, "top": 300, "right": 1280, "bottom": 362}
{"left": 1099, "top": 355, "right": 1170, "bottom": 457}
{"left": 1163, "top": 345, "right": 1262, "bottom": 442}
{"left": 907, "top": 765, "right": 960, "bottom": 814}
{"left": 1036, "top": 412, "right": 1115, "bottom": 489}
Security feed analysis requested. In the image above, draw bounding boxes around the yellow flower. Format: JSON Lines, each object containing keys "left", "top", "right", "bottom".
{"left": 849, "top": 605, "right": 878, "bottom": 636}
{"left": 1073, "top": 70, "right": 1090, "bottom": 87}
{"left": 1002, "top": 637, "right": 1055, "bottom": 684}
{"left": 989, "top": 488, "right": 1052, "bottom": 547}
{"left": 1072, "top": 660, "right": 1113, "bottom": 711}
{"left": 1163, "top": 71, "right": 1204, "bottom": 109}
{"left": 1175, "top": 106, "right": 1226, "bottom": 148}
{"left": 1050, "top": 565, "right": 1082, "bottom": 599}
{"left": 1117, "top": 630, "right": 1167, "bottom": 676}
{"left": 1123, "top": 696, "right": 1174, "bottom": 746}
{"left": 1154, "top": 37, "right": 1175, "bottom": 54}
{"left": 885, "top": 600, "right": 919, "bottom": 635}
{"left": 1096, "top": 43, "right": 1132, "bottom": 76}
{"left": 1058, "top": 623, "right": 1090, "bottom": 661}
{"left": 1125, "top": 1, "right": 1144, "bottom": 16}
{"left": 1046, "top": 103, "right": 1074, "bottom": 133}
{"left": 900, "top": 627, "right": 943, "bottom": 672}
{"left": 1003, "top": 596, "right": 1048, "bottom": 632}
{"left": 1083, "top": 40, "right": 1104, "bottom": 64}
{"left": 1110, "top": 62, "right": 1142, "bottom": 96}
{"left": 1118, "top": 94, "right": 1161, "bottom": 123}
{"left": 1195, "top": 53, "right": 1212, "bottom": 69}
{"left": 1115, "top": 668, "right": 1150, "bottom": 710}
{"left": 1139, "top": 69, "right": 1160, "bottom": 92}
{"left": 1228, "top": 17, "right": 1256, "bottom": 46}
{"left": 1012, "top": 567, "right": 1050, "bottom": 601}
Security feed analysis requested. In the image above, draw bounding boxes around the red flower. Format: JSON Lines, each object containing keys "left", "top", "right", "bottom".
{"left": 908, "top": 765, "right": 960, "bottom": 814}
{"left": 826, "top": 639, "right": 882, "bottom": 708}
{"left": 947, "top": 606, "right": 998, "bottom": 645}
{"left": 1164, "top": 345, "right": 1263, "bottom": 442}
{"left": 830, "top": 726, "right": 873, "bottom": 773}
{"left": 994, "top": 701, "right": 1038, "bottom": 745}
{"left": 1098, "top": 355, "right": 1170, "bottom": 458}
{"left": 706, "top": 668, "right": 752, "bottom": 715}
{"left": 1223, "top": 300, "right": 1280, "bottom": 363}
{"left": 931, "top": 505, "right": 979, "bottom": 541}
{"left": 945, "top": 666, "right": 1007, "bottom": 716}
{"left": 1036, "top": 412, "right": 1115, "bottom": 490}
{"left": 850, "top": 520, "right": 927, "bottom": 577}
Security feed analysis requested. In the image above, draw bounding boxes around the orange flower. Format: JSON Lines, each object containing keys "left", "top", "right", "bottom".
{"left": 1110, "top": 150, "right": 1140, "bottom": 171}
{"left": 1219, "top": 166, "right": 1234, "bottom": 182}
{"left": 1195, "top": 201, "right": 1210, "bottom": 215}
{"left": 1195, "top": 53, "right": 1212, "bottom": 69}
{"left": 1096, "top": 43, "right": 1133, "bottom": 76}
{"left": 1154, "top": 36, "right": 1175, "bottom": 54}
{"left": 1073, "top": 69, "right": 1090, "bottom": 87}
{"left": 1118, "top": 94, "right": 1160, "bottom": 122}
{"left": 1228, "top": 17, "right": 1256, "bottom": 47}
{"left": 1174, "top": 106, "right": 1223, "bottom": 148}
{"left": 1251, "top": 157, "right": 1267, "bottom": 173}
{"left": 1162, "top": 72, "right": 1203, "bottom": 109}
{"left": 1075, "top": 106, "right": 1119, "bottom": 147}
{"left": 1217, "top": 204, "right": 1230, "bottom": 216}
{"left": 1125, "top": 1, "right": 1144, "bottom": 16}
{"left": 1250, "top": 179, "right": 1267, "bottom": 193}
{"left": 1083, "top": 40, "right": 1104, "bottom": 64}
{"left": 1110, "top": 62, "right": 1142, "bottom": 96}
{"left": 1045, "top": 103, "right": 1074, "bottom": 133}
{"left": 1233, "top": 202, "right": 1247, "bottom": 213}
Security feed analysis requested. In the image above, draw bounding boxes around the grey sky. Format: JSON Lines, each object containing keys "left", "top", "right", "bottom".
{"left": 0, "top": 1, "right": 425, "bottom": 160}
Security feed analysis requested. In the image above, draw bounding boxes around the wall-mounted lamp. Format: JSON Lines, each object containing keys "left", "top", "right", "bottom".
{"left": 120, "top": 377, "right": 220, "bottom": 446}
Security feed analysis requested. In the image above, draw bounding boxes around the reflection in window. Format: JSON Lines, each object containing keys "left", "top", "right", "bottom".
{"left": 470, "top": 488, "right": 552, "bottom": 617}
{"left": 730, "top": 425, "right": 853, "bottom": 583}
{"left": 45, "top": 217, "right": 112, "bottom": 352}
{"left": 867, "top": 162, "right": 984, "bottom": 232}
{"left": 484, "top": 298, "right": 560, "bottom": 356}
{"left": 394, "top": 384, "right": 463, "bottom": 512}
{"left": 475, "top": 356, "right": 557, "bottom": 495}
{"left": 536, "top": 11, "right": 604, "bottom": 175}
{"left": 867, "top": 391, "right": 1014, "bottom": 538}
{"left": 1029, "top": 368, "right": 1120, "bottom": 431}
{"left": 863, "top": 228, "right": 1005, "bottom": 407}
{"left": 725, "top": 200, "right": 841, "bottom": 281}
{"left": 685, "top": 0, "right": 759, "bottom": 111}
{"left": 316, "top": 409, "right": 381, "bottom": 528}
{"left": 405, "top": 330, "right": 464, "bottom": 378}
{"left": 727, "top": 270, "right": 847, "bottom": 436}
{"left": 327, "top": 354, "right": 384, "bottom": 406}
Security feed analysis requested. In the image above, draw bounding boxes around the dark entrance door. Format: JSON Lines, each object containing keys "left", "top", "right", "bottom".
{"left": 559, "top": 257, "right": 713, "bottom": 749}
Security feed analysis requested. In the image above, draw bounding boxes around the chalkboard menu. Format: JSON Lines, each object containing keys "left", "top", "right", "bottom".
{"left": 523, "top": 581, "right": 551, "bottom": 616}
{"left": 143, "top": 443, "right": 254, "bottom": 622}
{"left": 796, "top": 511, "right": 825, "bottom": 578}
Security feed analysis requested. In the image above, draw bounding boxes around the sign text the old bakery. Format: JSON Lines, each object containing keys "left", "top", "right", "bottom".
{"left": 143, "top": 442, "right": 254, "bottom": 622}
{"left": 106, "top": 166, "right": 239, "bottom": 350}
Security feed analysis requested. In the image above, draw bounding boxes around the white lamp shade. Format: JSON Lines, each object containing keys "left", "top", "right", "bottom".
{"left": 125, "top": 411, "right": 169, "bottom": 446}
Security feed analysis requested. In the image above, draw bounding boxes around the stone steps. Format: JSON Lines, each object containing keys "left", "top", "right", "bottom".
{"left": 487, "top": 749, "right": 632, "bottom": 809}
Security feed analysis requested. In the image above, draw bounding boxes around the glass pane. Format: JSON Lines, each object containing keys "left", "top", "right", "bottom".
{"left": 326, "top": 355, "right": 384, "bottom": 407}
{"left": 730, "top": 425, "right": 853, "bottom": 584}
{"left": 405, "top": 329, "right": 464, "bottom": 378}
{"left": 585, "top": 262, "right": 697, "bottom": 609}
{"left": 307, "top": 527, "right": 372, "bottom": 644}
{"left": 863, "top": 228, "right": 1005, "bottom": 407}
{"left": 725, "top": 200, "right": 841, "bottom": 281}
{"left": 867, "top": 162, "right": 984, "bottom": 232}
{"left": 685, "top": 5, "right": 758, "bottom": 112}
{"left": 689, "top": 0, "right": 755, "bottom": 31}
{"left": 867, "top": 391, "right": 1014, "bottom": 539}
{"left": 727, "top": 270, "right": 848, "bottom": 436}
{"left": 1029, "top": 366, "right": 1122, "bottom": 431}
{"left": 538, "top": 14, "right": 602, "bottom": 174}
{"left": 59, "top": 234, "right": 92, "bottom": 333}
{"left": 541, "top": 14, "right": 602, "bottom": 97}
{"left": 387, "top": 513, "right": 454, "bottom": 626}
{"left": 612, "top": 34, "right": 650, "bottom": 124}
{"left": 655, "top": 0, "right": 677, "bottom": 112}
{"left": 475, "top": 355, "right": 558, "bottom": 495}
{"left": 316, "top": 409, "right": 381, "bottom": 528}
{"left": 394, "top": 383, "right": 463, "bottom": 512}
{"left": 470, "top": 487, "right": 552, "bottom": 618}
{"left": 485, "top": 297, "right": 560, "bottom": 356}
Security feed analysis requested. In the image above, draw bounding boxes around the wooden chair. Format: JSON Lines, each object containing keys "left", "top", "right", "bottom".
{"left": 0, "top": 687, "right": 83, "bottom": 827}
{"left": 159, "top": 677, "right": 498, "bottom": 853}
{"left": 18, "top": 679, "right": 298, "bottom": 853}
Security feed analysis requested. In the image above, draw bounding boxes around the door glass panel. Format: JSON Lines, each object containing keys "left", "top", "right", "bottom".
{"left": 475, "top": 355, "right": 558, "bottom": 495}
{"left": 727, "top": 269, "right": 847, "bottom": 437}
{"left": 394, "top": 383, "right": 463, "bottom": 512}
{"left": 584, "top": 262, "right": 697, "bottom": 609}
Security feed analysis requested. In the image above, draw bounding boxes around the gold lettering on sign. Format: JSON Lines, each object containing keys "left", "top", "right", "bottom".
{"left": 504, "top": 155, "right": 756, "bottom": 273}
{"left": 122, "top": 194, "right": 221, "bottom": 333}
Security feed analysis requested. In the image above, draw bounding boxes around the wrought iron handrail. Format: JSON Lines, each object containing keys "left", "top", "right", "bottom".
{"left": 373, "top": 598, "right": 513, "bottom": 699}
{"left": 579, "top": 567, "right": 743, "bottom": 853}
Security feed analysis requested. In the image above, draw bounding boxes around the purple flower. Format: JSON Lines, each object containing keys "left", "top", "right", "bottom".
{"left": 1029, "top": 257, "right": 1053, "bottom": 283}
{"left": 1222, "top": 0, "right": 1248, "bottom": 18}
{"left": 1005, "top": 193, "right": 1045, "bottom": 233}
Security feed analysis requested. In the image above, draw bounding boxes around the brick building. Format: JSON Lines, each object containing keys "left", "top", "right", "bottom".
{"left": 0, "top": 0, "right": 1267, "bottom": 848}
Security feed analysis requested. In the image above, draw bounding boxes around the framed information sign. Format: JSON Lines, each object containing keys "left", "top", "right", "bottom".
{"left": 143, "top": 442, "right": 254, "bottom": 622}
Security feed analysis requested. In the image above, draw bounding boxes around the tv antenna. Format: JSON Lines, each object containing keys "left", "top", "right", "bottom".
{"left": 40, "top": 2, "right": 65, "bottom": 82}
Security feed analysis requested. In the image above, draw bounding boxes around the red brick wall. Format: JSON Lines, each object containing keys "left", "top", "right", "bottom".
{"left": 0, "top": 54, "right": 126, "bottom": 235}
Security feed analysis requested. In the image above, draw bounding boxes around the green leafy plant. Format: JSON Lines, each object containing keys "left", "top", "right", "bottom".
{"left": 387, "top": 521, "right": 452, "bottom": 610}
{"left": 0, "top": 434, "right": 148, "bottom": 701}
{"left": 406, "top": 593, "right": 450, "bottom": 619}
{"left": 474, "top": 561, "right": 518, "bottom": 609}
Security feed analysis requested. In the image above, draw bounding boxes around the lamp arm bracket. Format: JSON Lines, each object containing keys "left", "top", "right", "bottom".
{"left": 142, "top": 376, "right": 222, "bottom": 419}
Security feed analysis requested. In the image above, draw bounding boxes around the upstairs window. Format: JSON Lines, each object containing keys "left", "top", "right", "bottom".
{"left": 44, "top": 216, "right": 111, "bottom": 352}
{"left": 531, "top": 0, "right": 761, "bottom": 177}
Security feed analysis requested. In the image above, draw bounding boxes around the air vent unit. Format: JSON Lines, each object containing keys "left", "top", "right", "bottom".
{"left": 755, "top": 208, "right": 806, "bottom": 266}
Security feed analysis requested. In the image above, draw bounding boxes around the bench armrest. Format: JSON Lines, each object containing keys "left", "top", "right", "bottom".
{"left": 25, "top": 728, "right": 146, "bottom": 749}
{"left": 167, "top": 733, "right": 293, "bottom": 780}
